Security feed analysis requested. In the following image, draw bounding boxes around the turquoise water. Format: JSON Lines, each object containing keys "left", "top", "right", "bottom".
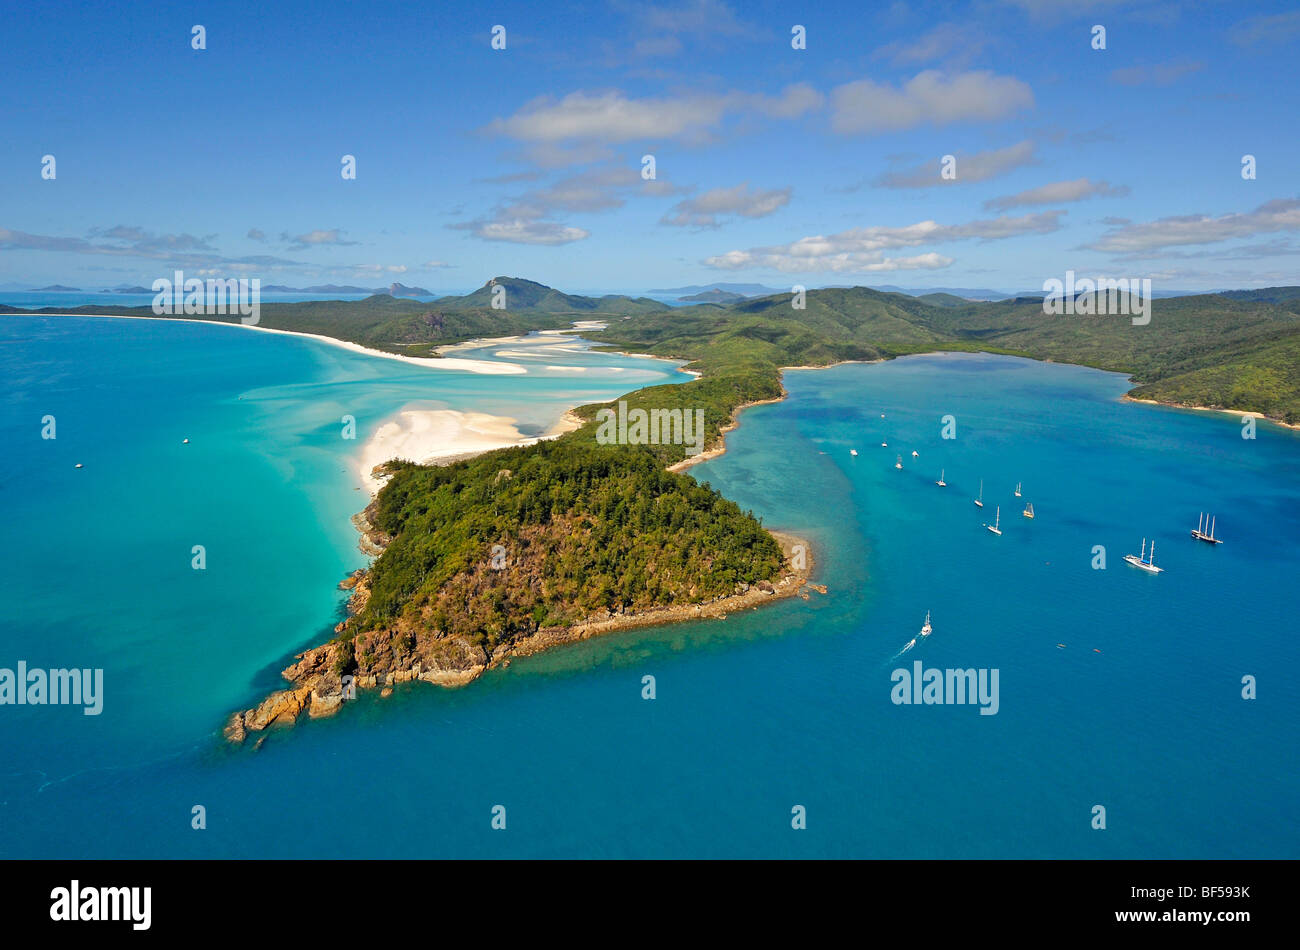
{"left": 1, "top": 321, "right": 1296, "bottom": 857}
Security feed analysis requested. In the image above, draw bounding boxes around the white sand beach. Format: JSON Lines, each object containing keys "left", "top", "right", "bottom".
{"left": 359, "top": 408, "right": 582, "bottom": 494}
{"left": 34, "top": 313, "right": 526, "bottom": 375}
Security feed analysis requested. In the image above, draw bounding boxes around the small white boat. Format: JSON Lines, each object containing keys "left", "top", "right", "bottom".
{"left": 1191, "top": 512, "right": 1222, "bottom": 545}
{"left": 74, "top": 463, "right": 83, "bottom": 469}
{"left": 881, "top": 441, "right": 888, "bottom": 448}
{"left": 911, "top": 450, "right": 919, "bottom": 457}
{"left": 974, "top": 479, "right": 984, "bottom": 508}
{"left": 985, "top": 506, "right": 1002, "bottom": 536}
{"left": 1023, "top": 502, "right": 1034, "bottom": 519}
{"left": 183, "top": 438, "right": 190, "bottom": 444}
{"left": 936, "top": 468, "right": 946, "bottom": 487}
{"left": 1014, "top": 481, "right": 1022, "bottom": 497}
{"left": 894, "top": 454, "right": 903, "bottom": 470}
{"left": 920, "top": 610, "right": 932, "bottom": 637}
{"left": 850, "top": 449, "right": 858, "bottom": 456}
{"left": 1123, "top": 538, "right": 1164, "bottom": 573}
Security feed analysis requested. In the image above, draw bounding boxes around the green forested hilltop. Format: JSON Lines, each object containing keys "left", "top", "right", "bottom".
{"left": 347, "top": 441, "right": 785, "bottom": 658}
{"left": 435, "top": 276, "right": 666, "bottom": 316}
{"left": 590, "top": 286, "right": 1300, "bottom": 424}
{"left": 1, "top": 276, "right": 669, "bottom": 357}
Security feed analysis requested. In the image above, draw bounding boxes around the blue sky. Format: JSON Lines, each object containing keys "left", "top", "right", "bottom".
{"left": 1, "top": 0, "right": 1297, "bottom": 293}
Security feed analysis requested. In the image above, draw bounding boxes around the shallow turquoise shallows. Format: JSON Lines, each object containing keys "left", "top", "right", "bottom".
{"left": 1, "top": 317, "right": 1296, "bottom": 858}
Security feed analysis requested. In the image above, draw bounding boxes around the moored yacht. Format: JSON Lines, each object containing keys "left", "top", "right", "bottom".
{"left": 1123, "top": 538, "right": 1164, "bottom": 573}
{"left": 985, "top": 506, "right": 1002, "bottom": 535}
{"left": 1191, "top": 512, "right": 1222, "bottom": 545}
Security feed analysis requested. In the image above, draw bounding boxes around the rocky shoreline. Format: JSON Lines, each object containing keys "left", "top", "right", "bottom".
{"left": 224, "top": 510, "right": 818, "bottom": 743}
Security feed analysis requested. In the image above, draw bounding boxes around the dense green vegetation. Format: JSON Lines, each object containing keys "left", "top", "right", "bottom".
{"left": 1, "top": 277, "right": 669, "bottom": 356}
{"left": 348, "top": 440, "right": 784, "bottom": 653}
{"left": 590, "top": 286, "right": 1300, "bottom": 424}
{"left": 435, "top": 276, "right": 666, "bottom": 316}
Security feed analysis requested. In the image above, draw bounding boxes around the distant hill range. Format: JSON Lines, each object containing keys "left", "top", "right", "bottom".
{"left": 31, "top": 285, "right": 83, "bottom": 292}
{"left": 5, "top": 276, "right": 1299, "bottom": 422}
{"left": 679, "top": 289, "right": 749, "bottom": 304}
{"left": 261, "top": 282, "right": 434, "bottom": 297}
{"left": 650, "top": 282, "right": 783, "bottom": 297}
{"left": 436, "top": 276, "right": 666, "bottom": 315}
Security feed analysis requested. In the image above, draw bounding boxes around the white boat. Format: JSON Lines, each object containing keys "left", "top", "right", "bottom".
{"left": 986, "top": 506, "right": 1002, "bottom": 535}
{"left": 920, "top": 610, "right": 932, "bottom": 637}
{"left": 850, "top": 449, "right": 858, "bottom": 456}
{"left": 182, "top": 438, "right": 190, "bottom": 444}
{"left": 1123, "top": 538, "right": 1164, "bottom": 573}
{"left": 1191, "top": 512, "right": 1222, "bottom": 545}
{"left": 895, "top": 454, "right": 903, "bottom": 470}
{"left": 881, "top": 441, "right": 888, "bottom": 447}
{"left": 936, "top": 468, "right": 946, "bottom": 487}
{"left": 911, "top": 450, "right": 919, "bottom": 457}
{"left": 1014, "top": 481, "right": 1022, "bottom": 497}
{"left": 1023, "top": 502, "right": 1034, "bottom": 519}
{"left": 974, "top": 479, "right": 984, "bottom": 508}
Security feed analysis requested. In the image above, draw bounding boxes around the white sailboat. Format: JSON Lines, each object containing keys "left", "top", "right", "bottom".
{"left": 1123, "top": 538, "right": 1164, "bottom": 573}
{"left": 911, "top": 450, "right": 919, "bottom": 457}
{"left": 974, "top": 479, "right": 984, "bottom": 508}
{"left": 1014, "top": 481, "right": 1022, "bottom": 497}
{"left": 986, "top": 506, "right": 1002, "bottom": 535}
{"left": 1191, "top": 512, "right": 1222, "bottom": 545}
{"left": 895, "top": 454, "right": 903, "bottom": 470}
{"left": 1023, "top": 502, "right": 1035, "bottom": 519}
{"left": 936, "top": 468, "right": 946, "bottom": 487}
{"left": 850, "top": 449, "right": 858, "bottom": 456}
{"left": 920, "top": 610, "right": 932, "bottom": 637}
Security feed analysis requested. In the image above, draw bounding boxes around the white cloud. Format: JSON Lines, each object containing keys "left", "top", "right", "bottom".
{"left": 703, "top": 211, "right": 1063, "bottom": 273}
{"left": 876, "top": 140, "right": 1037, "bottom": 188}
{"left": 830, "top": 70, "right": 1034, "bottom": 134}
{"left": 487, "top": 84, "right": 822, "bottom": 155}
{"left": 662, "top": 183, "right": 792, "bottom": 228}
{"left": 1228, "top": 10, "right": 1300, "bottom": 45}
{"left": 283, "top": 229, "right": 358, "bottom": 249}
{"left": 1109, "top": 61, "right": 1204, "bottom": 86}
{"left": 450, "top": 207, "right": 590, "bottom": 245}
{"left": 984, "top": 177, "right": 1128, "bottom": 211}
{"left": 488, "top": 90, "right": 730, "bottom": 144}
{"left": 1089, "top": 199, "right": 1300, "bottom": 256}
{"left": 875, "top": 23, "right": 990, "bottom": 67}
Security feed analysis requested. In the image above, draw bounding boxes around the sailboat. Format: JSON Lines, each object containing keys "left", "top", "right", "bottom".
{"left": 911, "top": 450, "right": 919, "bottom": 457}
{"left": 974, "top": 479, "right": 984, "bottom": 508}
{"left": 986, "top": 506, "right": 1002, "bottom": 535}
{"left": 1123, "top": 538, "right": 1164, "bottom": 573}
{"left": 1023, "top": 502, "right": 1035, "bottom": 519}
{"left": 850, "top": 449, "right": 858, "bottom": 456}
{"left": 881, "top": 441, "right": 888, "bottom": 447}
{"left": 936, "top": 468, "right": 946, "bottom": 487}
{"left": 895, "top": 454, "right": 903, "bottom": 470}
{"left": 1191, "top": 512, "right": 1222, "bottom": 545}
{"left": 1014, "top": 481, "right": 1022, "bottom": 497}
{"left": 920, "top": 610, "right": 932, "bottom": 637}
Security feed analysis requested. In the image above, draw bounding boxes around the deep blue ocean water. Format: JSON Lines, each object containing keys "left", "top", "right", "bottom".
{"left": 1, "top": 318, "right": 1296, "bottom": 858}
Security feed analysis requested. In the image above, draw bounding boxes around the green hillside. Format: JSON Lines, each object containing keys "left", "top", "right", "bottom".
{"left": 437, "top": 276, "right": 667, "bottom": 316}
